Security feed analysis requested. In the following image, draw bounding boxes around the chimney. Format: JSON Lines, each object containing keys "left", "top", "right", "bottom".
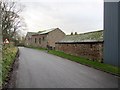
{"left": 71, "top": 32, "right": 73, "bottom": 35}
{"left": 75, "top": 32, "right": 77, "bottom": 35}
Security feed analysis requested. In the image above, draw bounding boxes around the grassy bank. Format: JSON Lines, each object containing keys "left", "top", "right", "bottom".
{"left": 2, "top": 46, "right": 18, "bottom": 85}
{"left": 48, "top": 50, "right": 120, "bottom": 76}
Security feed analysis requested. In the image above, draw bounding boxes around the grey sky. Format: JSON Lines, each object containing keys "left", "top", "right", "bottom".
{"left": 19, "top": 0, "right": 104, "bottom": 35}
{"left": 104, "top": 0, "right": 120, "bottom": 2}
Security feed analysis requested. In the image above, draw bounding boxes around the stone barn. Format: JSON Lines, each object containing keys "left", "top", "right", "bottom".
{"left": 55, "top": 30, "right": 104, "bottom": 62}
{"left": 31, "top": 28, "right": 65, "bottom": 49}
{"left": 24, "top": 32, "right": 37, "bottom": 46}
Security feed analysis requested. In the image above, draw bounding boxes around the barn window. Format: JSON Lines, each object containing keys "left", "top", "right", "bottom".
{"left": 28, "top": 38, "right": 30, "bottom": 40}
{"left": 43, "top": 37, "right": 45, "bottom": 41}
{"left": 35, "top": 38, "right": 37, "bottom": 43}
{"left": 39, "top": 38, "right": 41, "bottom": 44}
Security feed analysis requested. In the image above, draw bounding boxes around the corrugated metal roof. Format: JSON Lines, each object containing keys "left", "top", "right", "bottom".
{"left": 59, "top": 30, "right": 104, "bottom": 43}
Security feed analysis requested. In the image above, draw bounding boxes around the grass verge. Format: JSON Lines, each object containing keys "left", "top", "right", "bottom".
{"left": 2, "top": 46, "right": 18, "bottom": 85}
{"left": 48, "top": 50, "right": 120, "bottom": 76}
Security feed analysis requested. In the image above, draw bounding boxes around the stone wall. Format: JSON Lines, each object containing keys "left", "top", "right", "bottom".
{"left": 31, "top": 34, "right": 47, "bottom": 48}
{"left": 24, "top": 36, "right": 32, "bottom": 46}
{"left": 47, "top": 28, "right": 65, "bottom": 48}
{"left": 55, "top": 42, "right": 103, "bottom": 62}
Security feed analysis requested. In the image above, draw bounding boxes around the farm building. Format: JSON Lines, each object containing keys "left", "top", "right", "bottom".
{"left": 25, "top": 28, "right": 65, "bottom": 49}
{"left": 55, "top": 30, "right": 104, "bottom": 62}
{"left": 25, "top": 32, "right": 37, "bottom": 46}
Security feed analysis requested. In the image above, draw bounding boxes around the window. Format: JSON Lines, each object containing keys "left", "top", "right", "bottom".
{"left": 43, "top": 37, "right": 45, "bottom": 41}
{"left": 28, "top": 38, "right": 30, "bottom": 40}
{"left": 35, "top": 38, "right": 37, "bottom": 43}
{"left": 39, "top": 38, "right": 41, "bottom": 44}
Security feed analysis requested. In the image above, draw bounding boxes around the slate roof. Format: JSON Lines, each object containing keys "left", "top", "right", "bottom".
{"left": 27, "top": 32, "right": 37, "bottom": 36}
{"left": 26, "top": 32, "right": 37, "bottom": 37}
{"left": 38, "top": 28, "right": 58, "bottom": 35}
{"left": 58, "top": 30, "right": 104, "bottom": 43}
{"left": 26, "top": 28, "right": 59, "bottom": 37}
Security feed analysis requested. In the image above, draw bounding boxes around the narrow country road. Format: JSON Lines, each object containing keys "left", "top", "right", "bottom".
{"left": 16, "top": 47, "right": 118, "bottom": 88}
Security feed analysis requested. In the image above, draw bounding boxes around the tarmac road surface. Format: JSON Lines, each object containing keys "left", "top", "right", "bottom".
{"left": 16, "top": 47, "right": 118, "bottom": 88}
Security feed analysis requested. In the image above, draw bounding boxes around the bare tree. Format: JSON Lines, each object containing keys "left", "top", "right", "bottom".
{"left": 0, "top": 0, "right": 25, "bottom": 42}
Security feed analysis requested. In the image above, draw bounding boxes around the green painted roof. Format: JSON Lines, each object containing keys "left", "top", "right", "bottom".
{"left": 59, "top": 30, "right": 104, "bottom": 43}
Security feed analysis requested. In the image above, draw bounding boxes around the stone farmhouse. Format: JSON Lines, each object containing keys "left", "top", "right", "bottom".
{"left": 55, "top": 30, "right": 104, "bottom": 62}
{"left": 25, "top": 28, "right": 65, "bottom": 49}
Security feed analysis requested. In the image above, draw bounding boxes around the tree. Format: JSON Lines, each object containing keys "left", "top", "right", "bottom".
{"left": 75, "top": 32, "right": 77, "bottom": 35}
{"left": 0, "top": 0, "right": 25, "bottom": 42}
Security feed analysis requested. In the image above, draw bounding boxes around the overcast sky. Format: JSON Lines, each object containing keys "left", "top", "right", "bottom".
{"left": 19, "top": 0, "right": 104, "bottom": 35}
